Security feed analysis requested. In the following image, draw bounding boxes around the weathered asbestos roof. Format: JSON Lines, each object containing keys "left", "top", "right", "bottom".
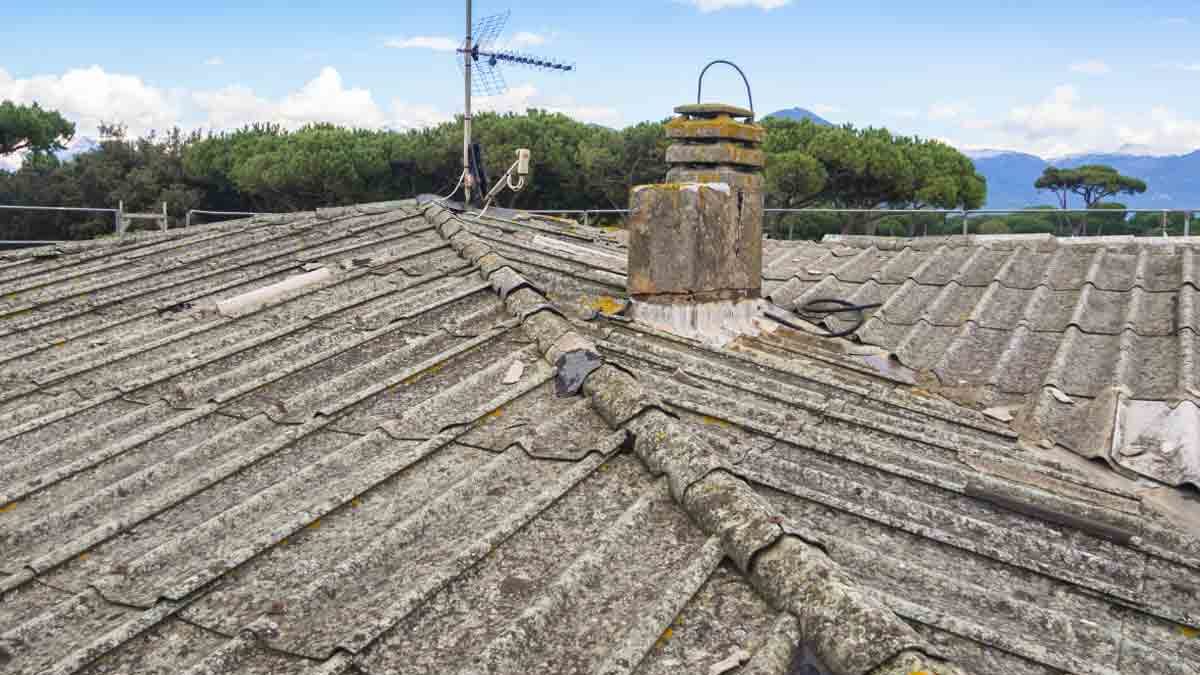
{"left": 763, "top": 233, "right": 1200, "bottom": 490}
{"left": 1, "top": 203, "right": 1198, "bottom": 675}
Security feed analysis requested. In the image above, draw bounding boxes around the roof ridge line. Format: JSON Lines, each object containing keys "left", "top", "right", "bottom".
{"left": 421, "top": 202, "right": 967, "bottom": 675}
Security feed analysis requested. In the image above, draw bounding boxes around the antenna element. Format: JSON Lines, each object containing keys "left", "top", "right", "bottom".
{"left": 455, "top": 1, "right": 575, "bottom": 204}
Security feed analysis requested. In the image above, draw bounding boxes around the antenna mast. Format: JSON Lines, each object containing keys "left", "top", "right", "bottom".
{"left": 462, "top": 0, "right": 474, "bottom": 205}
{"left": 455, "top": 2, "right": 574, "bottom": 206}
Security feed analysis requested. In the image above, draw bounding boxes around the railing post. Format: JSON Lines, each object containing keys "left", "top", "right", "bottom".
{"left": 584, "top": 211, "right": 590, "bottom": 228}
{"left": 117, "top": 200, "right": 124, "bottom": 235}
{"left": 1186, "top": 211, "right": 1192, "bottom": 237}
{"left": 1163, "top": 210, "right": 1169, "bottom": 237}
{"left": 186, "top": 210, "right": 192, "bottom": 228}
{"left": 161, "top": 202, "right": 168, "bottom": 231}
{"left": 962, "top": 211, "right": 970, "bottom": 236}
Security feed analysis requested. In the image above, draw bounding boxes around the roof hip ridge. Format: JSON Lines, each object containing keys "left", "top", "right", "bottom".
{"left": 421, "top": 202, "right": 969, "bottom": 675}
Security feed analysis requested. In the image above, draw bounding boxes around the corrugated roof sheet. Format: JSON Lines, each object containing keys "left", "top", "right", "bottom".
{"left": 1, "top": 202, "right": 1199, "bottom": 675}
{"left": 0, "top": 202, "right": 796, "bottom": 675}
{"left": 761, "top": 234, "right": 1200, "bottom": 490}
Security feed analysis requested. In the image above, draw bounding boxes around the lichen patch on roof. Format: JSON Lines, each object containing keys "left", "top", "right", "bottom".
{"left": 2, "top": 203, "right": 1200, "bottom": 675}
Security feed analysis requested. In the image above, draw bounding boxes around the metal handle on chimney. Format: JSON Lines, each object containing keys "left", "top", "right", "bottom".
{"left": 696, "top": 60, "right": 755, "bottom": 122}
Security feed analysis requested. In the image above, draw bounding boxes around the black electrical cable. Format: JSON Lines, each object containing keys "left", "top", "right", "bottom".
{"left": 765, "top": 297, "right": 882, "bottom": 338}
{"left": 796, "top": 298, "right": 882, "bottom": 337}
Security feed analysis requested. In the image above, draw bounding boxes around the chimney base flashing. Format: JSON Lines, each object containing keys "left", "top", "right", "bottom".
{"left": 630, "top": 297, "right": 768, "bottom": 348}
{"left": 632, "top": 288, "right": 759, "bottom": 305}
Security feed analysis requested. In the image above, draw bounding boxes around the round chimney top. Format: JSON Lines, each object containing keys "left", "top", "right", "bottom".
{"left": 673, "top": 103, "right": 754, "bottom": 120}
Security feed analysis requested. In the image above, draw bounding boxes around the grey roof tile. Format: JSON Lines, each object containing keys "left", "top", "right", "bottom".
{"left": 911, "top": 245, "right": 979, "bottom": 285}
{"left": 956, "top": 246, "right": 1018, "bottom": 286}
{"left": 970, "top": 283, "right": 1031, "bottom": 330}
{"left": 987, "top": 327, "right": 1064, "bottom": 394}
{"left": 994, "top": 247, "right": 1059, "bottom": 289}
{"left": 1046, "top": 246, "right": 1105, "bottom": 290}
{"left": 4, "top": 205, "right": 1200, "bottom": 675}
{"left": 873, "top": 245, "right": 926, "bottom": 284}
{"left": 875, "top": 281, "right": 943, "bottom": 325}
{"left": 799, "top": 234, "right": 1200, "bottom": 488}
{"left": 631, "top": 562, "right": 782, "bottom": 675}
{"left": 932, "top": 324, "right": 1015, "bottom": 384}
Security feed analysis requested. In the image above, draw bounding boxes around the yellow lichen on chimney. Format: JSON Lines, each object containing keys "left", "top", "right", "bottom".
{"left": 588, "top": 295, "right": 625, "bottom": 315}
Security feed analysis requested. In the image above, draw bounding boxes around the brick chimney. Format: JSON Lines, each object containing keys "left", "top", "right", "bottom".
{"left": 627, "top": 103, "right": 766, "bottom": 343}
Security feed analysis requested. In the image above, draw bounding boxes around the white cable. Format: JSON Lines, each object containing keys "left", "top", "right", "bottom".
{"left": 478, "top": 161, "right": 524, "bottom": 219}
{"left": 434, "top": 168, "right": 468, "bottom": 206}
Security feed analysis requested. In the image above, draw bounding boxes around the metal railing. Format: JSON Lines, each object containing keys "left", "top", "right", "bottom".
{"left": 117, "top": 201, "right": 168, "bottom": 234}
{"left": 514, "top": 206, "right": 1196, "bottom": 238}
{"left": 0, "top": 204, "right": 121, "bottom": 245}
{"left": 0, "top": 202, "right": 175, "bottom": 242}
{"left": 764, "top": 207, "right": 1194, "bottom": 239}
{"left": 4, "top": 202, "right": 1197, "bottom": 246}
{"left": 0, "top": 204, "right": 269, "bottom": 245}
{"left": 185, "top": 210, "right": 271, "bottom": 227}
{"left": 522, "top": 209, "right": 629, "bottom": 227}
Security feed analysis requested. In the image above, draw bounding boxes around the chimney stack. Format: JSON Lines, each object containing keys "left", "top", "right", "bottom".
{"left": 627, "top": 102, "right": 766, "bottom": 343}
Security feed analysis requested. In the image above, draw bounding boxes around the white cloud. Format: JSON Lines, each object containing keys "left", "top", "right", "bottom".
{"left": 883, "top": 107, "right": 920, "bottom": 119}
{"left": 384, "top": 36, "right": 460, "bottom": 51}
{"left": 0, "top": 65, "right": 181, "bottom": 138}
{"left": 1069, "top": 59, "right": 1110, "bottom": 75}
{"left": 1114, "top": 108, "right": 1200, "bottom": 155}
{"left": 203, "top": 57, "right": 224, "bottom": 66}
{"left": 932, "top": 85, "right": 1200, "bottom": 157}
{"left": 389, "top": 100, "right": 451, "bottom": 130}
{"left": 680, "top": 0, "right": 791, "bottom": 11}
{"left": 928, "top": 101, "right": 973, "bottom": 120}
{"left": 960, "top": 118, "right": 996, "bottom": 131}
{"left": 1163, "top": 17, "right": 1189, "bottom": 25}
{"left": 475, "top": 82, "right": 622, "bottom": 127}
{"left": 0, "top": 63, "right": 627, "bottom": 176}
{"left": 388, "top": 30, "right": 549, "bottom": 54}
{"left": 194, "top": 67, "right": 399, "bottom": 130}
{"left": 1006, "top": 85, "right": 1105, "bottom": 140}
{"left": 508, "top": 31, "right": 546, "bottom": 48}
{"left": 810, "top": 104, "right": 841, "bottom": 115}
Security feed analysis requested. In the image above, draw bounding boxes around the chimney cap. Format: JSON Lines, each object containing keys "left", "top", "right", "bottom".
{"left": 673, "top": 103, "right": 753, "bottom": 120}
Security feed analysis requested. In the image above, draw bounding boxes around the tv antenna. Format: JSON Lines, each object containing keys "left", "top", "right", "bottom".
{"left": 456, "top": 2, "right": 574, "bottom": 205}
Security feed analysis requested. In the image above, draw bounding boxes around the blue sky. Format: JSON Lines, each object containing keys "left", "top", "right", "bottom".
{"left": 4, "top": 1, "right": 1200, "bottom": 158}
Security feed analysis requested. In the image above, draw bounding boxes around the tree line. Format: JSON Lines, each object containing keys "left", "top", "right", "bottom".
{"left": 2, "top": 99, "right": 1163, "bottom": 241}
{"left": 3, "top": 100, "right": 996, "bottom": 240}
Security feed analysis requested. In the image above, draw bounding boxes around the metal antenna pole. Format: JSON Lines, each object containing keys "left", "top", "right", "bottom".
{"left": 449, "top": 4, "right": 572, "bottom": 208}
{"left": 462, "top": 0, "right": 474, "bottom": 206}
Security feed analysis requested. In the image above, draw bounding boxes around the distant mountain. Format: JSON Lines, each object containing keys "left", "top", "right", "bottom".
{"left": 966, "top": 148, "right": 1200, "bottom": 209}
{"left": 764, "top": 110, "right": 1199, "bottom": 208}
{"left": 964, "top": 150, "right": 1051, "bottom": 208}
{"left": 764, "top": 108, "right": 833, "bottom": 126}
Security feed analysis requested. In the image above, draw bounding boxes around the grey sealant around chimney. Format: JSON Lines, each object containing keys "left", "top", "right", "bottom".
{"left": 627, "top": 102, "right": 769, "bottom": 345}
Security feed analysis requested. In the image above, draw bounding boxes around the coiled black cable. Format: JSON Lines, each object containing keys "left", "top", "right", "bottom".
{"left": 766, "top": 297, "right": 882, "bottom": 338}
